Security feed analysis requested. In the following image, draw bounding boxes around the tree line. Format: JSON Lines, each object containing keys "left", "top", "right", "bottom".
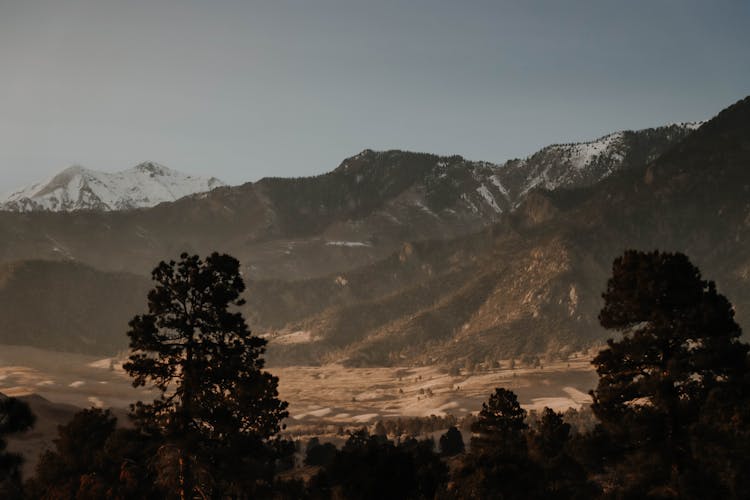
{"left": 1, "top": 250, "right": 749, "bottom": 498}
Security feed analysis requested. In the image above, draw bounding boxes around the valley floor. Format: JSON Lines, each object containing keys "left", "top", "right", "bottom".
{"left": 0, "top": 344, "right": 597, "bottom": 474}
{"left": 0, "top": 345, "right": 597, "bottom": 420}
{"left": 276, "top": 361, "right": 596, "bottom": 427}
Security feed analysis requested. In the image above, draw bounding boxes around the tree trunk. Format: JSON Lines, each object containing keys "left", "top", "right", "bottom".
{"left": 179, "top": 450, "right": 193, "bottom": 500}
{"left": 180, "top": 336, "right": 196, "bottom": 499}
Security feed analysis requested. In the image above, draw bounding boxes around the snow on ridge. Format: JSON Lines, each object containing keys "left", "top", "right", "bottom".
{"left": 476, "top": 184, "right": 502, "bottom": 213}
{"left": 545, "top": 131, "right": 624, "bottom": 172}
{"left": 0, "top": 162, "right": 226, "bottom": 212}
{"left": 511, "top": 128, "right": 637, "bottom": 197}
{"left": 677, "top": 120, "right": 704, "bottom": 131}
{"left": 325, "top": 241, "right": 371, "bottom": 247}
{"left": 489, "top": 175, "right": 510, "bottom": 199}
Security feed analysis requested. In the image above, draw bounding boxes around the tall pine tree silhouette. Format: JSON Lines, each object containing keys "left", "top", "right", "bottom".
{"left": 591, "top": 250, "right": 749, "bottom": 496}
{"left": 124, "top": 252, "right": 288, "bottom": 498}
{"left": 470, "top": 387, "right": 527, "bottom": 455}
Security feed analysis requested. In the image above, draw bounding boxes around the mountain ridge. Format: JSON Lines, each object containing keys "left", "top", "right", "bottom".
{"left": 0, "top": 117, "right": 717, "bottom": 357}
{"left": 247, "top": 98, "right": 750, "bottom": 366}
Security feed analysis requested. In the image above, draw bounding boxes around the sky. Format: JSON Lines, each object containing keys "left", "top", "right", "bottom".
{"left": 0, "top": 0, "right": 748, "bottom": 191}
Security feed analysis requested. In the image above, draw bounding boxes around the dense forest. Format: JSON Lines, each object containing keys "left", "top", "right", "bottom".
{"left": 2, "top": 250, "right": 749, "bottom": 499}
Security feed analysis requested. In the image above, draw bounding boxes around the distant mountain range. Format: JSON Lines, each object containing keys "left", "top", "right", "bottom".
{"left": 0, "top": 124, "right": 699, "bottom": 216}
{"left": 0, "top": 122, "right": 700, "bottom": 281}
{"left": 0, "top": 162, "right": 224, "bottom": 212}
{"left": 1, "top": 104, "right": 743, "bottom": 368}
{"left": 251, "top": 100, "right": 748, "bottom": 367}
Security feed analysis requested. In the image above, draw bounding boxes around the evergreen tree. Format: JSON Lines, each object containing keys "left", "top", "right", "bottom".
{"left": 454, "top": 388, "right": 542, "bottom": 499}
{"left": 26, "top": 408, "right": 163, "bottom": 499}
{"left": 313, "top": 429, "right": 447, "bottom": 500}
{"left": 372, "top": 420, "right": 387, "bottom": 437}
{"left": 124, "top": 252, "right": 289, "bottom": 498}
{"left": 528, "top": 408, "right": 570, "bottom": 459}
{"left": 693, "top": 373, "right": 750, "bottom": 499}
{"left": 527, "top": 408, "right": 598, "bottom": 499}
{"left": 470, "top": 387, "right": 527, "bottom": 455}
{"left": 304, "top": 438, "right": 337, "bottom": 467}
{"left": 0, "top": 395, "right": 34, "bottom": 498}
{"left": 33, "top": 408, "right": 116, "bottom": 498}
{"left": 439, "top": 426, "right": 465, "bottom": 456}
{"left": 591, "top": 250, "right": 750, "bottom": 497}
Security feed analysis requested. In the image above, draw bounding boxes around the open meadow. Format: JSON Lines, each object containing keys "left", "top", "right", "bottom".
{"left": 0, "top": 343, "right": 597, "bottom": 474}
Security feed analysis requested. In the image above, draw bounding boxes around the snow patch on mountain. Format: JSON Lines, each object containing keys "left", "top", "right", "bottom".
{"left": 326, "top": 241, "right": 371, "bottom": 247}
{"left": 558, "top": 131, "right": 625, "bottom": 171}
{"left": 476, "top": 184, "right": 502, "bottom": 213}
{"left": 514, "top": 131, "right": 628, "bottom": 196}
{"left": 489, "top": 175, "right": 510, "bottom": 199}
{"left": 499, "top": 122, "right": 701, "bottom": 200}
{"left": 0, "top": 162, "right": 225, "bottom": 212}
{"left": 681, "top": 121, "right": 705, "bottom": 131}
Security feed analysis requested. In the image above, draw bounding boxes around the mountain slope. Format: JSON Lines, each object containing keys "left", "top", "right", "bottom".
{"left": 247, "top": 98, "right": 750, "bottom": 366}
{"left": 0, "top": 118, "right": 714, "bottom": 357}
{"left": 0, "top": 162, "right": 224, "bottom": 212}
{"left": 496, "top": 122, "right": 702, "bottom": 204}
{"left": 0, "top": 261, "right": 149, "bottom": 353}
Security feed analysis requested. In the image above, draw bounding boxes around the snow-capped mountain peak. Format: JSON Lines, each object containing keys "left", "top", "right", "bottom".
{"left": 0, "top": 162, "right": 226, "bottom": 212}
{"left": 131, "top": 161, "right": 170, "bottom": 175}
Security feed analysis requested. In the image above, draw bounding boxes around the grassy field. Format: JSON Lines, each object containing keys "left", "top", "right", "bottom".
{"left": 0, "top": 344, "right": 598, "bottom": 475}
{"left": 0, "top": 345, "right": 598, "bottom": 421}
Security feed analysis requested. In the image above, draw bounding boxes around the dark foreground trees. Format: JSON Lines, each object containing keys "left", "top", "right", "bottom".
{"left": 469, "top": 388, "right": 527, "bottom": 455}
{"left": 17, "top": 249, "right": 750, "bottom": 498}
{"left": 453, "top": 389, "right": 595, "bottom": 499}
{"left": 451, "top": 250, "right": 749, "bottom": 499}
{"left": 305, "top": 437, "right": 337, "bottom": 467}
{"left": 454, "top": 388, "right": 538, "bottom": 499}
{"left": 309, "top": 429, "right": 448, "bottom": 500}
{"left": 26, "top": 408, "right": 162, "bottom": 499}
{"left": 124, "top": 252, "right": 289, "bottom": 498}
{"left": 591, "top": 250, "right": 750, "bottom": 498}
{"left": 438, "top": 426, "right": 464, "bottom": 457}
{"left": 0, "top": 396, "right": 34, "bottom": 497}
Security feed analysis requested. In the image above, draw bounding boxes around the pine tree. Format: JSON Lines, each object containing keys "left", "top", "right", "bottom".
{"left": 591, "top": 250, "right": 750, "bottom": 496}
{"left": 439, "top": 426, "right": 465, "bottom": 456}
{"left": 124, "top": 252, "right": 289, "bottom": 498}
{"left": 528, "top": 408, "right": 570, "bottom": 459}
{"left": 527, "top": 408, "right": 598, "bottom": 499}
{"left": 456, "top": 388, "right": 541, "bottom": 498}
{"left": 0, "top": 395, "right": 34, "bottom": 497}
{"left": 313, "top": 430, "right": 448, "bottom": 500}
{"left": 27, "top": 408, "right": 163, "bottom": 499}
{"left": 470, "top": 387, "right": 527, "bottom": 455}
{"left": 304, "top": 438, "right": 337, "bottom": 467}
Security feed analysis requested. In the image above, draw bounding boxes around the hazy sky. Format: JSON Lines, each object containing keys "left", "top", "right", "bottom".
{"left": 1, "top": 0, "right": 748, "bottom": 191}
